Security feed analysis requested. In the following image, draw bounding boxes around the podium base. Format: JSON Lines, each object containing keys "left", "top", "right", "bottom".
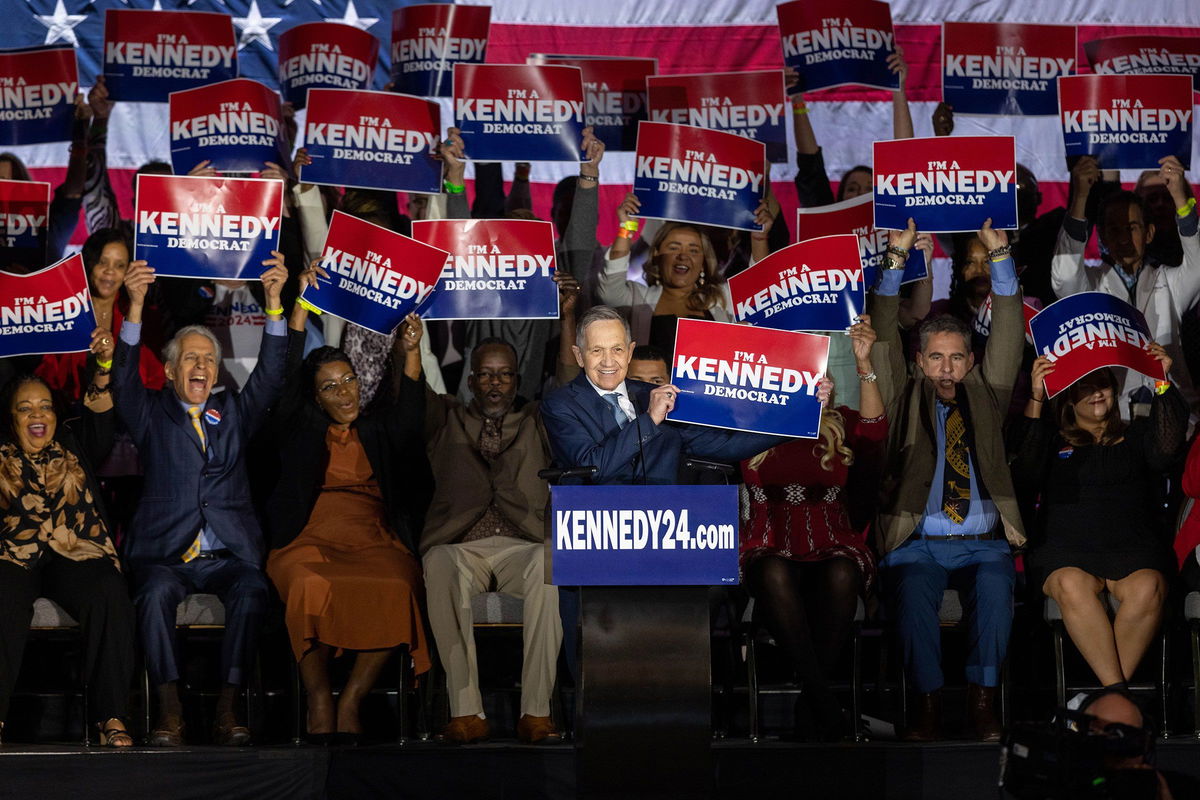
{"left": 577, "top": 585, "right": 712, "bottom": 800}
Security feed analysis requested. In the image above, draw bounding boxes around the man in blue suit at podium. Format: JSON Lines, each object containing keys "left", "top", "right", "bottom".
{"left": 541, "top": 305, "right": 785, "bottom": 484}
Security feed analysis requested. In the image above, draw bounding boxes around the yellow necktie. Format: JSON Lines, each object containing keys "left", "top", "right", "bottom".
{"left": 181, "top": 407, "right": 206, "bottom": 563}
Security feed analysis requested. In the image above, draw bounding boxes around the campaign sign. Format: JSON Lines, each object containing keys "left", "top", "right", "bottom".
{"left": 647, "top": 71, "right": 788, "bottom": 164}
{"left": 728, "top": 235, "right": 864, "bottom": 333}
{"left": 551, "top": 485, "right": 739, "bottom": 586}
{"left": 0, "top": 253, "right": 93, "bottom": 358}
{"left": 169, "top": 79, "right": 285, "bottom": 175}
{"left": 0, "top": 179, "right": 50, "bottom": 271}
{"left": 412, "top": 218, "right": 558, "bottom": 321}
{"left": 796, "top": 193, "right": 927, "bottom": 287}
{"left": 1058, "top": 74, "right": 1193, "bottom": 170}
{"left": 103, "top": 9, "right": 237, "bottom": 103}
{"left": 528, "top": 55, "right": 657, "bottom": 152}
{"left": 633, "top": 122, "right": 766, "bottom": 232}
{"left": 776, "top": 0, "right": 899, "bottom": 93}
{"left": 1085, "top": 35, "right": 1200, "bottom": 92}
{"left": 668, "top": 318, "right": 829, "bottom": 439}
{"left": 1029, "top": 292, "right": 1164, "bottom": 399}
{"left": 0, "top": 46, "right": 78, "bottom": 146}
{"left": 942, "top": 23, "right": 1076, "bottom": 116}
{"left": 301, "top": 89, "right": 441, "bottom": 194}
{"left": 453, "top": 64, "right": 586, "bottom": 162}
{"left": 391, "top": 3, "right": 490, "bottom": 98}
{"left": 872, "top": 135, "right": 1018, "bottom": 233}
{"left": 278, "top": 22, "right": 379, "bottom": 110}
{"left": 134, "top": 174, "right": 284, "bottom": 281}
{"left": 300, "top": 211, "right": 449, "bottom": 335}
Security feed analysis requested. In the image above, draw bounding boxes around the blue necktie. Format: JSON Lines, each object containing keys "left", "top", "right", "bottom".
{"left": 603, "top": 393, "right": 629, "bottom": 429}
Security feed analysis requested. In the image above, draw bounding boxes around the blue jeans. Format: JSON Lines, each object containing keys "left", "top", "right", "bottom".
{"left": 882, "top": 537, "right": 1014, "bottom": 693}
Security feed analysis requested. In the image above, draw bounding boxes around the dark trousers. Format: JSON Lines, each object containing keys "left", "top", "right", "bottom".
{"left": 132, "top": 557, "right": 268, "bottom": 686}
{"left": 0, "top": 554, "right": 135, "bottom": 724}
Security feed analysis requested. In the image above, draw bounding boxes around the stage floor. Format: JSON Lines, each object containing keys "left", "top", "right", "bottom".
{"left": 4, "top": 737, "right": 1200, "bottom": 799}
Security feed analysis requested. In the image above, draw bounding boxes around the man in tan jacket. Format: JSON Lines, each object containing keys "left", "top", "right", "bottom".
{"left": 871, "top": 218, "right": 1026, "bottom": 743}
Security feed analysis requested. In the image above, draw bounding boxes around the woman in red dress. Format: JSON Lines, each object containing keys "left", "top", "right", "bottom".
{"left": 740, "top": 316, "right": 886, "bottom": 740}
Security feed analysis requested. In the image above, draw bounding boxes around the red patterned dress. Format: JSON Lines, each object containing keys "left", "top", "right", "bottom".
{"left": 739, "top": 408, "right": 886, "bottom": 591}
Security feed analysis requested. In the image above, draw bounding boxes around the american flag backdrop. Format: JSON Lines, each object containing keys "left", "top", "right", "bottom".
{"left": 5, "top": 0, "right": 1200, "bottom": 275}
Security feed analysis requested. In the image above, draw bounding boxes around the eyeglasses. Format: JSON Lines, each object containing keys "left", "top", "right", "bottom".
{"left": 473, "top": 370, "right": 517, "bottom": 384}
{"left": 318, "top": 374, "right": 358, "bottom": 396}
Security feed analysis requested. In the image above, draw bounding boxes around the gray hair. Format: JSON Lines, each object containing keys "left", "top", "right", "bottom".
{"left": 163, "top": 324, "right": 223, "bottom": 367}
{"left": 917, "top": 314, "right": 972, "bottom": 355}
{"left": 575, "top": 305, "right": 632, "bottom": 350}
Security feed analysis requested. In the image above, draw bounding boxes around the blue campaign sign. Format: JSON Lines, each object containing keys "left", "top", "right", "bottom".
{"left": 1058, "top": 74, "right": 1194, "bottom": 170}
{"left": 0, "top": 253, "right": 94, "bottom": 358}
{"left": 795, "top": 194, "right": 928, "bottom": 289}
{"left": 551, "top": 484, "right": 740, "bottom": 586}
{"left": 776, "top": 0, "right": 900, "bottom": 93}
{"left": 941, "top": 23, "right": 1076, "bottom": 117}
{"left": 0, "top": 46, "right": 78, "bottom": 147}
{"left": 668, "top": 318, "right": 829, "bottom": 439}
{"left": 453, "top": 63, "right": 586, "bottom": 162}
{"left": 728, "top": 235, "right": 865, "bottom": 332}
{"left": 169, "top": 79, "right": 286, "bottom": 175}
{"left": 103, "top": 9, "right": 237, "bottom": 103}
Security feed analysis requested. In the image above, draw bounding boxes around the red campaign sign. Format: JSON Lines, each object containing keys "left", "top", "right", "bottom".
{"left": 391, "top": 3, "right": 490, "bottom": 98}
{"left": 0, "top": 178, "right": 50, "bottom": 269}
{"left": 412, "top": 218, "right": 559, "bottom": 321}
{"left": 728, "top": 234, "right": 865, "bottom": 333}
{"left": 795, "top": 193, "right": 927, "bottom": 285}
{"left": 453, "top": 64, "right": 586, "bottom": 162}
{"left": 872, "top": 135, "right": 1018, "bottom": 233}
{"left": 0, "top": 46, "right": 79, "bottom": 146}
{"left": 1028, "top": 291, "right": 1165, "bottom": 399}
{"left": 278, "top": 22, "right": 379, "bottom": 109}
{"left": 776, "top": 0, "right": 899, "bottom": 93}
{"left": 1058, "top": 74, "right": 1194, "bottom": 169}
{"left": 0, "top": 253, "right": 94, "bottom": 358}
{"left": 169, "top": 78, "right": 285, "bottom": 174}
{"left": 647, "top": 71, "right": 788, "bottom": 163}
{"left": 973, "top": 294, "right": 1040, "bottom": 344}
{"left": 300, "top": 210, "right": 449, "bottom": 335}
{"left": 668, "top": 318, "right": 830, "bottom": 439}
{"left": 103, "top": 9, "right": 238, "bottom": 103}
{"left": 527, "top": 54, "right": 657, "bottom": 152}
{"left": 1085, "top": 35, "right": 1200, "bottom": 91}
{"left": 941, "top": 22, "right": 1077, "bottom": 116}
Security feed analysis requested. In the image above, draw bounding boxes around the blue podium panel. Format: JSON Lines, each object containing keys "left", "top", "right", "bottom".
{"left": 551, "top": 484, "right": 739, "bottom": 586}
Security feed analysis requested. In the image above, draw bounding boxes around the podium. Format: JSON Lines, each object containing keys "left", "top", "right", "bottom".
{"left": 548, "top": 478, "right": 739, "bottom": 800}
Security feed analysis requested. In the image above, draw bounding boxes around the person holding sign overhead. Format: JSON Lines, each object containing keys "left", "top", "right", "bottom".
{"left": 111, "top": 253, "right": 289, "bottom": 747}
{"left": 871, "top": 217, "right": 1025, "bottom": 743}
{"left": 1011, "top": 350, "right": 1185, "bottom": 692}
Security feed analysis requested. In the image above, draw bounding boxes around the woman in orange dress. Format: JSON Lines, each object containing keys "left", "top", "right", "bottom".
{"left": 264, "top": 265, "right": 433, "bottom": 745}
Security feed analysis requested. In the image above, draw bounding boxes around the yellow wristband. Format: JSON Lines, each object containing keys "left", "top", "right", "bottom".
{"left": 793, "top": 104, "right": 809, "bottom": 116}
{"left": 264, "top": 307, "right": 284, "bottom": 316}
{"left": 1155, "top": 380, "right": 1171, "bottom": 395}
{"left": 297, "top": 297, "right": 323, "bottom": 316}
{"left": 96, "top": 358, "right": 113, "bottom": 370}
{"left": 620, "top": 220, "right": 639, "bottom": 232}
{"left": 1178, "top": 198, "right": 1197, "bottom": 218}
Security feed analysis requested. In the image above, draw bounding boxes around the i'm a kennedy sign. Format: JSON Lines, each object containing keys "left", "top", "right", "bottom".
{"left": 776, "top": 0, "right": 899, "bottom": 93}
{"left": 729, "top": 235, "right": 865, "bottom": 333}
{"left": 633, "top": 121, "right": 766, "bottom": 232}
{"left": 103, "top": 9, "right": 237, "bottom": 103}
{"left": 0, "top": 46, "right": 78, "bottom": 146}
{"left": 413, "top": 218, "right": 559, "bottom": 321}
{"left": 942, "top": 22, "right": 1076, "bottom": 116}
{"left": 278, "top": 22, "right": 378, "bottom": 110}
{"left": 0, "top": 179, "right": 50, "bottom": 272}
{"left": 873, "top": 135, "right": 1018, "bottom": 233}
{"left": 134, "top": 174, "right": 283, "bottom": 281}
{"left": 1085, "top": 35, "right": 1200, "bottom": 92}
{"left": 300, "top": 210, "right": 448, "bottom": 335}
{"left": 669, "top": 318, "right": 828, "bottom": 439}
{"left": 647, "top": 71, "right": 788, "bottom": 164}
{"left": 454, "top": 63, "right": 586, "bottom": 162}
{"left": 796, "top": 193, "right": 927, "bottom": 287}
{"left": 301, "top": 89, "right": 441, "bottom": 195}
{"left": 391, "top": 3, "right": 490, "bottom": 98}
{"left": 527, "top": 54, "right": 656, "bottom": 153}
{"left": 1058, "top": 74, "right": 1193, "bottom": 170}
{"left": 169, "top": 78, "right": 286, "bottom": 175}
{"left": 0, "top": 253, "right": 93, "bottom": 358}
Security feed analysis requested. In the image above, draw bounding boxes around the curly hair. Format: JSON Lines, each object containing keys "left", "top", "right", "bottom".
{"left": 746, "top": 408, "right": 854, "bottom": 473}
{"left": 641, "top": 223, "right": 727, "bottom": 315}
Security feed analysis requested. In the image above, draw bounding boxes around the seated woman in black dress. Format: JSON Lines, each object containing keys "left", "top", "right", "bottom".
{"left": 0, "top": 336, "right": 135, "bottom": 746}
{"left": 1011, "top": 349, "right": 1185, "bottom": 688}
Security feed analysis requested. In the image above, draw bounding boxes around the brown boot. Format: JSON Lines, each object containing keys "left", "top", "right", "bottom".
{"left": 966, "top": 684, "right": 1003, "bottom": 742}
{"left": 148, "top": 712, "right": 186, "bottom": 747}
{"left": 901, "top": 691, "right": 941, "bottom": 742}
{"left": 517, "top": 714, "right": 562, "bottom": 745}
{"left": 436, "top": 714, "right": 490, "bottom": 745}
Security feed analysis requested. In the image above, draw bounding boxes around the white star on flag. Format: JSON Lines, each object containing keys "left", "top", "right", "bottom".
{"left": 35, "top": 0, "right": 87, "bottom": 46}
{"left": 233, "top": 0, "right": 283, "bottom": 51}
{"left": 325, "top": 0, "right": 378, "bottom": 32}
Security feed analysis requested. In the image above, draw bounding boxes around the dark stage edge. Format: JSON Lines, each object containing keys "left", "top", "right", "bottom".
{"left": 4, "top": 738, "right": 1200, "bottom": 800}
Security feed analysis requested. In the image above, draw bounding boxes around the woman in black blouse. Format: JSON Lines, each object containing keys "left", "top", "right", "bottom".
{"left": 1011, "top": 347, "right": 1184, "bottom": 689}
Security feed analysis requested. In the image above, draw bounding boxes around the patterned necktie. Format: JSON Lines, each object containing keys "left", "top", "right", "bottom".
{"left": 941, "top": 399, "right": 972, "bottom": 524}
{"left": 603, "top": 393, "right": 629, "bottom": 429}
{"left": 181, "top": 407, "right": 206, "bottom": 563}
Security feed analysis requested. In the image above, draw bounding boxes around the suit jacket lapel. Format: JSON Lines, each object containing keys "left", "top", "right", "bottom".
{"left": 569, "top": 374, "right": 620, "bottom": 435}
{"left": 158, "top": 390, "right": 206, "bottom": 456}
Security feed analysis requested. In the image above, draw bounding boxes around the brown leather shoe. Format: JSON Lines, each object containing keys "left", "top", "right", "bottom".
{"left": 966, "top": 684, "right": 1003, "bottom": 742}
{"left": 213, "top": 711, "right": 252, "bottom": 747}
{"left": 148, "top": 713, "right": 186, "bottom": 747}
{"left": 517, "top": 714, "right": 562, "bottom": 745}
{"left": 437, "top": 714, "right": 490, "bottom": 745}
{"left": 901, "top": 691, "right": 942, "bottom": 742}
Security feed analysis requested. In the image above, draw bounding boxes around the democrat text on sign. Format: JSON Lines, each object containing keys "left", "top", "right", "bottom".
{"left": 0, "top": 253, "right": 93, "bottom": 358}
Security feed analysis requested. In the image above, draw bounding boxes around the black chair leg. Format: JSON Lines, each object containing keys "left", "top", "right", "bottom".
{"left": 396, "top": 645, "right": 411, "bottom": 744}
{"left": 1191, "top": 624, "right": 1200, "bottom": 740}
{"left": 1159, "top": 629, "right": 1170, "bottom": 739}
{"left": 746, "top": 633, "right": 760, "bottom": 743}
{"left": 291, "top": 658, "right": 304, "bottom": 745}
{"left": 1053, "top": 624, "right": 1067, "bottom": 709}
{"left": 851, "top": 628, "right": 863, "bottom": 742}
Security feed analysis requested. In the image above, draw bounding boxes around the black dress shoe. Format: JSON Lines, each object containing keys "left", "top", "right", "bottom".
{"left": 331, "top": 732, "right": 360, "bottom": 748}
{"left": 304, "top": 732, "right": 333, "bottom": 746}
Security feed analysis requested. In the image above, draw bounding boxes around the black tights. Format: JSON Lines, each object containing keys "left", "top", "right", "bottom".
{"left": 747, "top": 556, "right": 862, "bottom": 729}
